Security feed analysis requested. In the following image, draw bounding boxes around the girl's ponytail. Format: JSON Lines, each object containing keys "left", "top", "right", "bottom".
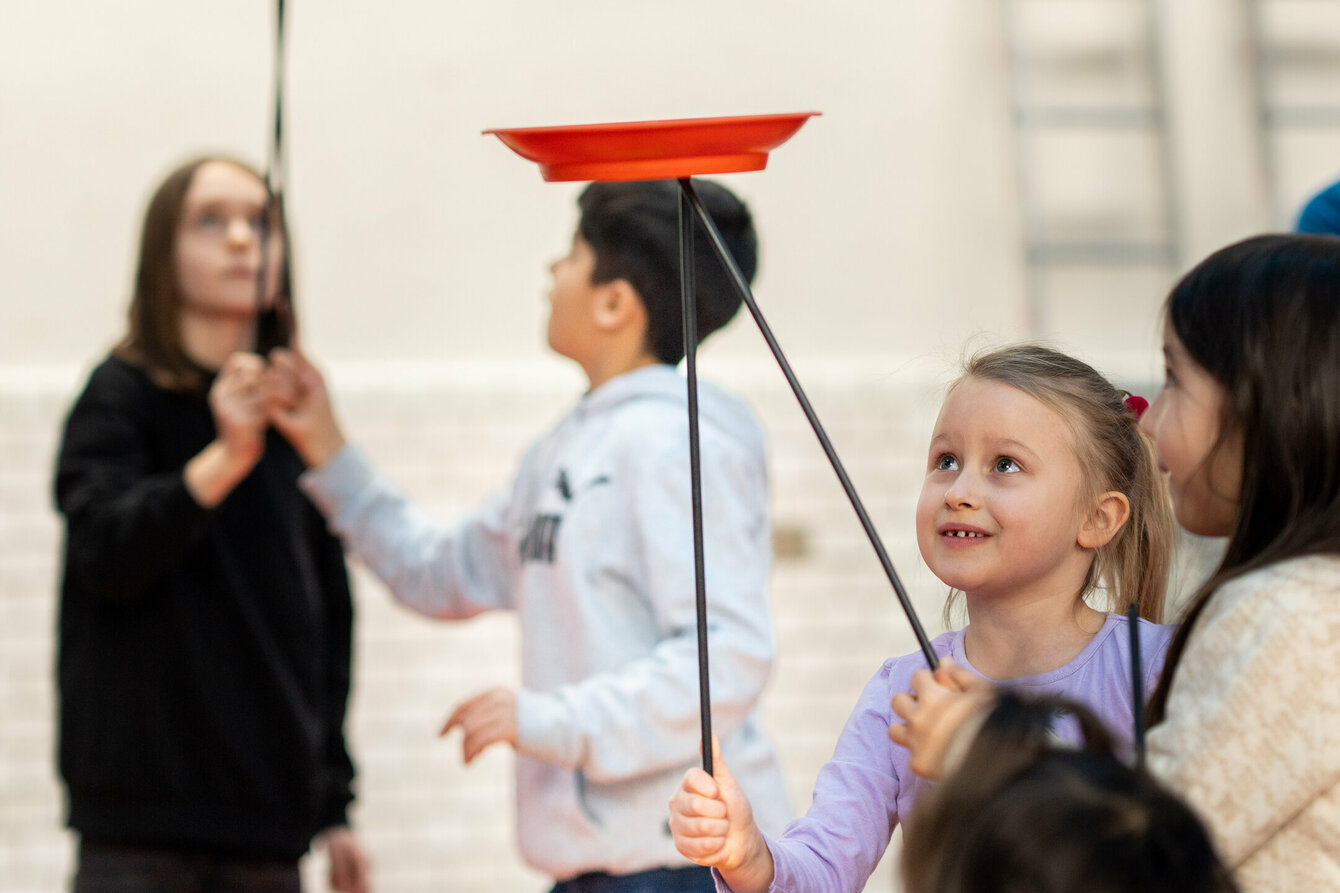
{"left": 1103, "top": 406, "right": 1173, "bottom": 622}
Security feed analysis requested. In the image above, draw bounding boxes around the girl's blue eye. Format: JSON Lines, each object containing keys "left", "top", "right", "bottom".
{"left": 935, "top": 455, "right": 958, "bottom": 472}
{"left": 196, "top": 212, "right": 225, "bottom": 231}
{"left": 995, "top": 457, "right": 1021, "bottom": 474}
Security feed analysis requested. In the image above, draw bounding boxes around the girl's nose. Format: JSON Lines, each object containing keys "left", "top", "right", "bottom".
{"left": 943, "top": 471, "right": 980, "bottom": 509}
{"left": 226, "top": 215, "right": 255, "bottom": 247}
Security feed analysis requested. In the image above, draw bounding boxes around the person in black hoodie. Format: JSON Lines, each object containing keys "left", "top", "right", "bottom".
{"left": 53, "top": 156, "right": 369, "bottom": 893}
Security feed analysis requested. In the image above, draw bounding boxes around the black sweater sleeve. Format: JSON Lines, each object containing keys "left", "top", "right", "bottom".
{"left": 54, "top": 358, "right": 212, "bottom": 602}
{"left": 311, "top": 497, "right": 357, "bottom": 830}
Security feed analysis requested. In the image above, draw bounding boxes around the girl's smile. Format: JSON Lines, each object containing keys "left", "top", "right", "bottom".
{"left": 937, "top": 523, "right": 991, "bottom": 544}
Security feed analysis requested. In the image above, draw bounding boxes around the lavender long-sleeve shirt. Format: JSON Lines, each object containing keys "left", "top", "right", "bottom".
{"left": 750, "top": 612, "right": 1174, "bottom": 893}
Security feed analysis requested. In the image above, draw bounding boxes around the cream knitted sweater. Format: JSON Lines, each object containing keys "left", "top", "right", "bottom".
{"left": 1149, "top": 554, "right": 1340, "bottom": 892}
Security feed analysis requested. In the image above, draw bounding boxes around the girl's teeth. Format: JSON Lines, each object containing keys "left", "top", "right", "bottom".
{"left": 948, "top": 531, "right": 982, "bottom": 537}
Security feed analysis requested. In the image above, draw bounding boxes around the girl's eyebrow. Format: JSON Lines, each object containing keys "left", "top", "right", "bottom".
{"left": 994, "top": 438, "right": 1039, "bottom": 459}
{"left": 927, "top": 432, "right": 1040, "bottom": 460}
{"left": 188, "top": 194, "right": 266, "bottom": 212}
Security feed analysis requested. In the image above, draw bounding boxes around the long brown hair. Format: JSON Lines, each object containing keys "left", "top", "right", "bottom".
{"left": 115, "top": 155, "right": 293, "bottom": 393}
{"left": 1146, "top": 234, "right": 1340, "bottom": 724}
{"left": 943, "top": 345, "right": 1173, "bottom": 625}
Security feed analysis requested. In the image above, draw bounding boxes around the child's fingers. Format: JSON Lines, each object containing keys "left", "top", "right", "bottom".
{"left": 890, "top": 690, "right": 918, "bottom": 723}
{"left": 220, "top": 351, "right": 266, "bottom": 382}
{"left": 908, "top": 667, "right": 939, "bottom": 695}
{"left": 438, "top": 689, "right": 519, "bottom": 765}
{"left": 267, "top": 347, "right": 298, "bottom": 377}
{"left": 262, "top": 364, "right": 301, "bottom": 410}
{"left": 709, "top": 734, "right": 738, "bottom": 788}
{"left": 288, "top": 343, "right": 325, "bottom": 391}
{"left": 680, "top": 767, "right": 721, "bottom": 800}
{"left": 460, "top": 720, "right": 508, "bottom": 763}
{"left": 439, "top": 701, "right": 469, "bottom": 737}
{"left": 930, "top": 657, "right": 985, "bottom": 694}
{"left": 931, "top": 656, "right": 961, "bottom": 689}
{"left": 268, "top": 344, "right": 324, "bottom": 393}
{"left": 946, "top": 665, "right": 985, "bottom": 693}
{"left": 669, "top": 783, "right": 730, "bottom": 864}
{"left": 674, "top": 825, "right": 731, "bottom": 863}
{"left": 682, "top": 789, "right": 727, "bottom": 821}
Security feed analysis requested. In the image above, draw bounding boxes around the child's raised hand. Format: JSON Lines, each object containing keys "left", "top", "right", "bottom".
{"left": 668, "top": 736, "right": 773, "bottom": 893}
{"left": 265, "top": 345, "right": 347, "bottom": 468}
{"left": 889, "top": 657, "right": 996, "bottom": 781}
{"left": 210, "top": 352, "right": 270, "bottom": 464}
{"left": 185, "top": 352, "right": 271, "bottom": 507}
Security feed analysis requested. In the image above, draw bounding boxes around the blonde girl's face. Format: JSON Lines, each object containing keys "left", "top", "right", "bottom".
{"left": 915, "top": 377, "right": 1097, "bottom": 603}
{"left": 175, "top": 161, "right": 282, "bottom": 320}
{"left": 1140, "top": 317, "right": 1242, "bottom": 537}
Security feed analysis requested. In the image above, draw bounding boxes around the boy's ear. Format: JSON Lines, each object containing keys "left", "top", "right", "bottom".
{"left": 593, "top": 278, "right": 646, "bottom": 332}
{"left": 1078, "top": 491, "right": 1131, "bottom": 550}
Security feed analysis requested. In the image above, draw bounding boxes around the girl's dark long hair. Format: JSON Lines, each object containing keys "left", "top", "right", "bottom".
{"left": 1146, "top": 234, "right": 1340, "bottom": 724}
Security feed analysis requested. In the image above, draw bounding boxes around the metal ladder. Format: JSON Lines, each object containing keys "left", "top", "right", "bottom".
{"left": 1244, "top": 0, "right": 1340, "bottom": 229}
{"left": 1003, "top": 0, "right": 1182, "bottom": 336}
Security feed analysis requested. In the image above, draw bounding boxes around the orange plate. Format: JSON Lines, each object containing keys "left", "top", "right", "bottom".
{"left": 483, "top": 112, "right": 820, "bottom": 182}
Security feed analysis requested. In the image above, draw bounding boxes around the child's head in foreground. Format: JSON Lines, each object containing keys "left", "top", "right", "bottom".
{"left": 547, "top": 179, "right": 757, "bottom": 383}
{"left": 901, "top": 693, "right": 1238, "bottom": 893}
{"left": 918, "top": 344, "right": 1173, "bottom": 624}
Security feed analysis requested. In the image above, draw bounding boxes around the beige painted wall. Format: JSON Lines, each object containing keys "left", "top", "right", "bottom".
{"left": 8, "top": 0, "right": 1333, "bottom": 383}
{"left": 3, "top": 1, "right": 1338, "bottom": 891}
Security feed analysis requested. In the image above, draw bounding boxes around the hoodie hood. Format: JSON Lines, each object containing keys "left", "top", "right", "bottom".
{"left": 578, "top": 363, "right": 765, "bottom": 458}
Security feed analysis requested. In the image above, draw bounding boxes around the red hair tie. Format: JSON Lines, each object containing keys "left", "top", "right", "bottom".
{"left": 1122, "top": 393, "right": 1149, "bottom": 420}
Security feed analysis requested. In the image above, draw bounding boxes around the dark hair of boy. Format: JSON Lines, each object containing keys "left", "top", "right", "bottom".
{"left": 1145, "top": 234, "right": 1340, "bottom": 725}
{"left": 117, "top": 155, "right": 292, "bottom": 394}
{"left": 577, "top": 179, "right": 757, "bottom": 365}
{"left": 902, "top": 694, "right": 1238, "bottom": 893}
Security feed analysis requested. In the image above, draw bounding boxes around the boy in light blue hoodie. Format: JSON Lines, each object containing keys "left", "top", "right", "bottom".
{"left": 269, "top": 180, "right": 791, "bottom": 893}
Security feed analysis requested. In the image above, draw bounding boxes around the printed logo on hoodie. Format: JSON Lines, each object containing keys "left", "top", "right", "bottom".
{"left": 519, "top": 513, "right": 561, "bottom": 563}
{"left": 518, "top": 469, "right": 612, "bottom": 564}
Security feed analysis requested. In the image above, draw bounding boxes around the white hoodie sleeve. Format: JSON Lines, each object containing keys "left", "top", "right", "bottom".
{"left": 515, "top": 423, "right": 775, "bottom": 782}
{"left": 299, "top": 445, "right": 517, "bottom": 618}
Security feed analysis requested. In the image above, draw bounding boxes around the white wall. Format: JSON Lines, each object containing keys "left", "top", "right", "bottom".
{"left": 4, "top": 1, "right": 1340, "bottom": 891}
